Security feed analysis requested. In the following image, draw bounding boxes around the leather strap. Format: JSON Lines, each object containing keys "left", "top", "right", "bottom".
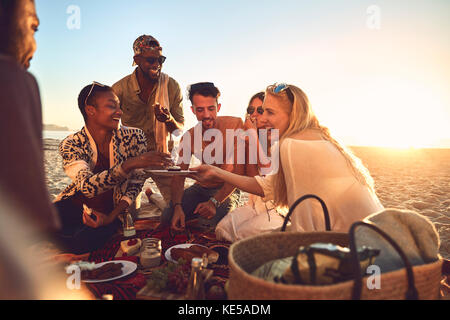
{"left": 348, "top": 221, "right": 418, "bottom": 300}
{"left": 281, "top": 194, "right": 331, "bottom": 232}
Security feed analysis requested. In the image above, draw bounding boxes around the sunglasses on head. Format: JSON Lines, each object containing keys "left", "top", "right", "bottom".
{"left": 247, "top": 106, "right": 264, "bottom": 115}
{"left": 270, "top": 83, "right": 294, "bottom": 102}
{"left": 84, "top": 81, "right": 107, "bottom": 107}
{"left": 143, "top": 55, "right": 166, "bottom": 65}
{"left": 272, "top": 83, "right": 289, "bottom": 93}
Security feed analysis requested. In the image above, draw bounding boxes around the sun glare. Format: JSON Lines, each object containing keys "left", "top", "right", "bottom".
{"left": 328, "top": 77, "right": 447, "bottom": 150}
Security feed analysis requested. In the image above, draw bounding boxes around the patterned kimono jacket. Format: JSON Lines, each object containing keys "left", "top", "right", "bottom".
{"left": 54, "top": 126, "right": 148, "bottom": 207}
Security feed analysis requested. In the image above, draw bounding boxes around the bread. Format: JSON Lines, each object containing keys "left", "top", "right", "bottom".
{"left": 81, "top": 262, "right": 123, "bottom": 280}
{"left": 171, "top": 245, "right": 219, "bottom": 264}
{"left": 171, "top": 248, "right": 199, "bottom": 263}
{"left": 189, "top": 245, "right": 219, "bottom": 263}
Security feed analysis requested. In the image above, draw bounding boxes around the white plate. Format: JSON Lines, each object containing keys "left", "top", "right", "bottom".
{"left": 144, "top": 170, "right": 192, "bottom": 176}
{"left": 165, "top": 243, "right": 207, "bottom": 263}
{"left": 81, "top": 260, "right": 137, "bottom": 283}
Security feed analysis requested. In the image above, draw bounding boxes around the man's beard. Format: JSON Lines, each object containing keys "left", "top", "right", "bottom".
{"left": 140, "top": 66, "right": 160, "bottom": 82}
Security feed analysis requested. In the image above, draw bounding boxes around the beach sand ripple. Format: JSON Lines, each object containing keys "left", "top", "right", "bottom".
{"left": 352, "top": 147, "right": 450, "bottom": 260}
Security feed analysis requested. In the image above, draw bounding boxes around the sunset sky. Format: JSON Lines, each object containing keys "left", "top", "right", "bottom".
{"left": 30, "top": 0, "right": 450, "bottom": 148}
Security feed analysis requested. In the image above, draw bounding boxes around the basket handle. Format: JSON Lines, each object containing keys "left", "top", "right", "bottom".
{"left": 348, "top": 221, "right": 418, "bottom": 300}
{"left": 281, "top": 194, "right": 331, "bottom": 232}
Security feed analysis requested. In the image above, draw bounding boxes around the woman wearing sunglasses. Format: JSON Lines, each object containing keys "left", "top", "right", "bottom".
{"left": 52, "top": 83, "right": 173, "bottom": 254}
{"left": 244, "top": 92, "right": 265, "bottom": 129}
{"left": 215, "top": 92, "right": 287, "bottom": 242}
{"left": 189, "top": 83, "right": 383, "bottom": 233}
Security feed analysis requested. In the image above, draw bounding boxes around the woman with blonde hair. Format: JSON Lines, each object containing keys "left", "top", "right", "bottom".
{"left": 214, "top": 91, "right": 287, "bottom": 242}
{"left": 189, "top": 83, "right": 383, "bottom": 232}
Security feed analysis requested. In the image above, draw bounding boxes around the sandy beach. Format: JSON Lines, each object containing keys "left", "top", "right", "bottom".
{"left": 43, "top": 139, "right": 450, "bottom": 259}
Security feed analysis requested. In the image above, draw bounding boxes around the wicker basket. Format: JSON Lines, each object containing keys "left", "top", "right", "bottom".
{"left": 227, "top": 195, "right": 443, "bottom": 300}
{"left": 228, "top": 231, "right": 443, "bottom": 300}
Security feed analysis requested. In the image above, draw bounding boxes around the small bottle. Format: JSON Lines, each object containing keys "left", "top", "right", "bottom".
{"left": 122, "top": 209, "right": 136, "bottom": 237}
{"left": 185, "top": 258, "right": 205, "bottom": 300}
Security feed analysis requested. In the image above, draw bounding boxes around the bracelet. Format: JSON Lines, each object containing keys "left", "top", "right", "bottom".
{"left": 173, "top": 202, "right": 182, "bottom": 208}
{"left": 209, "top": 197, "right": 220, "bottom": 208}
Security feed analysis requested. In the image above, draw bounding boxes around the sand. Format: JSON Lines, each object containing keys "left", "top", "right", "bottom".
{"left": 351, "top": 146, "right": 450, "bottom": 260}
{"left": 43, "top": 139, "right": 450, "bottom": 259}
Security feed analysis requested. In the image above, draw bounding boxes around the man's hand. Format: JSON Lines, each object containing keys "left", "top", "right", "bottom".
{"left": 82, "top": 209, "right": 112, "bottom": 228}
{"left": 193, "top": 200, "right": 216, "bottom": 219}
{"left": 154, "top": 104, "right": 172, "bottom": 123}
{"left": 138, "top": 151, "right": 174, "bottom": 169}
{"left": 171, "top": 206, "right": 186, "bottom": 231}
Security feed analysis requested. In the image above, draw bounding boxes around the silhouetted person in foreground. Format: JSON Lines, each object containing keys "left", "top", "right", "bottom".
{"left": 0, "top": 0, "right": 60, "bottom": 235}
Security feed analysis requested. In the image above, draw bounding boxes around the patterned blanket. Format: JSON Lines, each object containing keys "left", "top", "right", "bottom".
{"left": 86, "top": 221, "right": 230, "bottom": 300}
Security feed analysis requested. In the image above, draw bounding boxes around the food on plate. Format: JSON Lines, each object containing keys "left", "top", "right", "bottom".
{"left": 81, "top": 262, "right": 123, "bottom": 280}
{"left": 189, "top": 245, "right": 219, "bottom": 263}
{"left": 171, "top": 248, "right": 199, "bottom": 263}
{"left": 120, "top": 238, "right": 142, "bottom": 256}
{"left": 171, "top": 245, "right": 219, "bottom": 264}
{"left": 167, "top": 166, "right": 181, "bottom": 171}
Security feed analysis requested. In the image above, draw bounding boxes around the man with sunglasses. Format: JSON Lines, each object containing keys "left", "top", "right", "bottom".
{"left": 112, "top": 35, "right": 184, "bottom": 203}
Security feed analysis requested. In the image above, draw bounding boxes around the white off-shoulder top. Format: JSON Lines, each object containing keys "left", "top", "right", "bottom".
{"left": 255, "top": 138, "right": 384, "bottom": 232}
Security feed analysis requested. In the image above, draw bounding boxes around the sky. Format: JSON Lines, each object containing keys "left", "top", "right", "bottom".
{"left": 31, "top": 0, "right": 450, "bottom": 148}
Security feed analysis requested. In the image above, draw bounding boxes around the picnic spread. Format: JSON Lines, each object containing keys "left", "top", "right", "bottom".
{"left": 80, "top": 217, "right": 230, "bottom": 300}
{"left": 61, "top": 207, "right": 450, "bottom": 300}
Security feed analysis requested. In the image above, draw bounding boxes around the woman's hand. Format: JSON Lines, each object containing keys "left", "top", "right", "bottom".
{"left": 82, "top": 209, "right": 112, "bottom": 228}
{"left": 123, "top": 151, "right": 173, "bottom": 173}
{"left": 188, "top": 165, "right": 220, "bottom": 184}
{"left": 244, "top": 115, "right": 257, "bottom": 131}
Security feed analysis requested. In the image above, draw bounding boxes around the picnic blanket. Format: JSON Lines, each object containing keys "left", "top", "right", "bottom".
{"left": 86, "top": 221, "right": 230, "bottom": 300}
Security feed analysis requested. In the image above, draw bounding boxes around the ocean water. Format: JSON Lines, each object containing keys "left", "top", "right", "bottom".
{"left": 43, "top": 130, "right": 75, "bottom": 141}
